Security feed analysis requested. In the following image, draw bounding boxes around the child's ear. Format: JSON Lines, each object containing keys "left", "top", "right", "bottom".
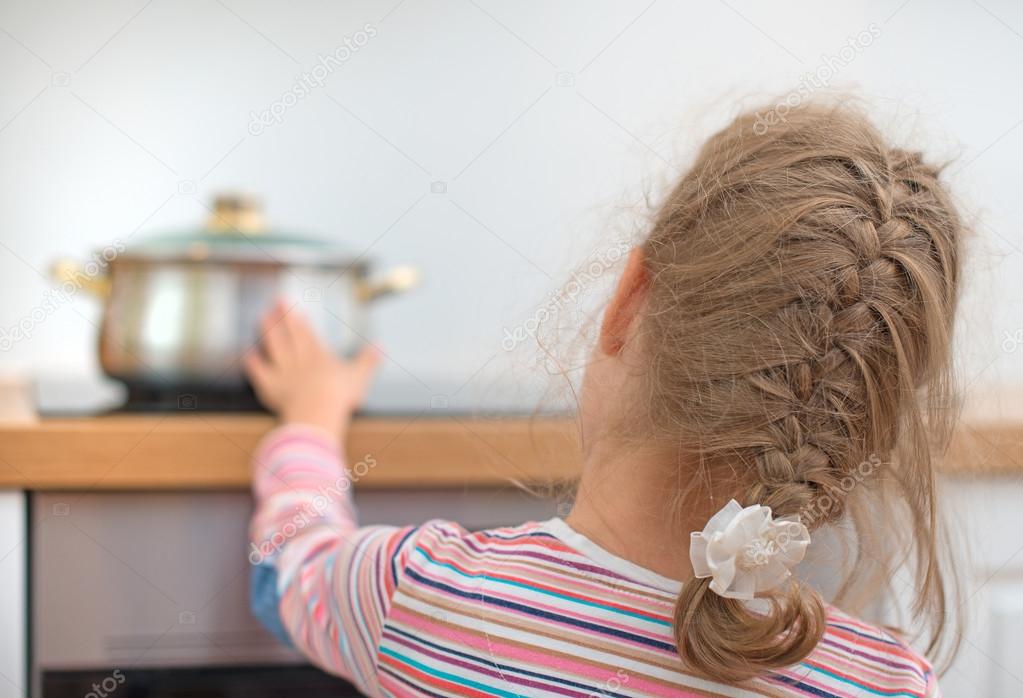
{"left": 599, "top": 247, "right": 649, "bottom": 357}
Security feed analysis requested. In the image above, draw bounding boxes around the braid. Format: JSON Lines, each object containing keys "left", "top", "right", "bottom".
{"left": 637, "top": 101, "right": 962, "bottom": 683}
{"left": 747, "top": 220, "right": 894, "bottom": 525}
{"left": 743, "top": 152, "right": 952, "bottom": 528}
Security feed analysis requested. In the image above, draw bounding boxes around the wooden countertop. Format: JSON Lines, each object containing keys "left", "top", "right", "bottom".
{"left": 0, "top": 382, "right": 1019, "bottom": 490}
{"left": 0, "top": 412, "right": 582, "bottom": 490}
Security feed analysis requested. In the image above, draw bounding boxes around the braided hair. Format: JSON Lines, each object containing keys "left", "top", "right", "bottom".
{"left": 636, "top": 102, "right": 962, "bottom": 681}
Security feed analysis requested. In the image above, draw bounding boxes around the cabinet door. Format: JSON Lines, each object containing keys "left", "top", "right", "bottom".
{"left": 935, "top": 478, "right": 1023, "bottom": 697}
{"left": 0, "top": 491, "right": 26, "bottom": 698}
{"left": 987, "top": 581, "right": 1023, "bottom": 697}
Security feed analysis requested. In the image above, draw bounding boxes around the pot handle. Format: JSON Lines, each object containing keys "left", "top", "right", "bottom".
{"left": 50, "top": 259, "right": 111, "bottom": 298}
{"left": 356, "top": 265, "right": 421, "bottom": 302}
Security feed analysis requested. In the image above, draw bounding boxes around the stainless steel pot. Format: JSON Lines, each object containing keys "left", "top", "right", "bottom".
{"left": 53, "top": 196, "right": 418, "bottom": 390}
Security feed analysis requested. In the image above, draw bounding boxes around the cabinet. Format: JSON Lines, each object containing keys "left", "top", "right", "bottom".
{"left": 936, "top": 478, "right": 1023, "bottom": 697}
{"left": 0, "top": 491, "right": 26, "bottom": 698}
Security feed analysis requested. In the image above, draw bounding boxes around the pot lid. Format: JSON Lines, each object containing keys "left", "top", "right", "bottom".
{"left": 120, "top": 195, "right": 362, "bottom": 267}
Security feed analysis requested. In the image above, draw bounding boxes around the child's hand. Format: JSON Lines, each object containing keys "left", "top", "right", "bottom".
{"left": 243, "top": 299, "right": 381, "bottom": 440}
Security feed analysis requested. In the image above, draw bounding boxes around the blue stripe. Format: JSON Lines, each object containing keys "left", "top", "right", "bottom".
{"left": 800, "top": 662, "right": 925, "bottom": 697}
{"left": 483, "top": 529, "right": 558, "bottom": 541}
{"left": 380, "top": 646, "right": 523, "bottom": 698}
{"left": 379, "top": 664, "right": 448, "bottom": 698}
{"left": 404, "top": 566, "right": 676, "bottom": 653}
{"left": 385, "top": 625, "right": 633, "bottom": 698}
{"left": 769, "top": 672, "right": 839, "bottom": 697}
{"left": 828, "top": 621, "right": 902, "bottom": 647}
{"left": 390, "top": 526, "right": 420, "bottom": 585}
{"left": 413, "top": 545, "right": 671, "bottom": 626}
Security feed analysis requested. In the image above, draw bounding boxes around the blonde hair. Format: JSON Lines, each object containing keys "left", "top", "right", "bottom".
{"left": 634, "top": 102, "right": 962, "bottom": 681}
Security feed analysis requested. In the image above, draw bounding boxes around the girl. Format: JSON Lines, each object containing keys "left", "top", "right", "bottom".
{"left": 245, "top": 102, "right": 961, "bottom": 697}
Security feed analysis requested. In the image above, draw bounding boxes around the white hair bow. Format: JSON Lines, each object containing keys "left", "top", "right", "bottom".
{"left": 689, "top": 499, "right": 810, "bottom": 600}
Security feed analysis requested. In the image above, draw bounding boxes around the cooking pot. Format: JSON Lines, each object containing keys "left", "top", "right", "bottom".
{"left": 53, "top": 196, "right": 419, "bottom": 390}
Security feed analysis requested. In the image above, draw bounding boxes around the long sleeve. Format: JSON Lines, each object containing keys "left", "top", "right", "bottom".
{"left": 245, "top": 428, "right": 935, "bottom": 698}
{"left": 247, "top": 424, "right": 422, "bottom": 695}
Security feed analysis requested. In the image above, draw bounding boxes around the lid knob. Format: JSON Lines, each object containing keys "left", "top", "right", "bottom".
{"left": 207, "top": 195, "right": 265, "bottom": 234}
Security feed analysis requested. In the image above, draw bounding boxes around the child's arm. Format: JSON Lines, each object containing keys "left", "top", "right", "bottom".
{"left": 243, "top": 300, "right": 406, "bottom": 689}
{"left": 248, "top": 423, "right": 423, "bottom": 691}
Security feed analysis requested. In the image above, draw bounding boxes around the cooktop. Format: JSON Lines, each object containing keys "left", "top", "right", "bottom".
{"left": 31, "top": 375, "right": 534, "bottom": 417}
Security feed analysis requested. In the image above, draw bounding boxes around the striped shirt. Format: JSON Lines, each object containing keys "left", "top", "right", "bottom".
{"left": 248, "top": 424, "right": 939, "bottom": 697}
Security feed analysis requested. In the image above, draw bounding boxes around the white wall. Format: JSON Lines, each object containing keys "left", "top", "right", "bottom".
{"left": 0, "top": 0, "right": 1020, "bottom": 413}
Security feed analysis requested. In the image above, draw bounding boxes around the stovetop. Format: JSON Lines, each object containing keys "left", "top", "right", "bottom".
{"left": 32, "top": 376, "right": 262, "bottom": 415}
{"left": 120, "top": 383, "right": 266, "bottom": 412}
{"left": 31, "top": 375, "right": 524, "bottom": 417}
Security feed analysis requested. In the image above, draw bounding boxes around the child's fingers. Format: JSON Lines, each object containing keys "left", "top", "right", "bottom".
{"left": 350, "top": 345, "right": 382, "bottom": 402}
{"left": 282, "top": 305, "right": 322, "bottom": 358}
{"left": 243, "top": 350, "right": 274, "bottom": 399}
{"left": 260, "top": 311, "right": 289, "bottom": 365}
{"left": 355, "top": 344, "right": 382, "bottom": 373}
{"left": 265, "top": 298, "right": 287, "bottom": 329}
{"left": 261, "top": 299, "right": 300, "bottom": 364}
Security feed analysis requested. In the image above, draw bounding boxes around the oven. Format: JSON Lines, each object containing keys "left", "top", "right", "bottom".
{"left": 31, "top": 489, "right": 557, "bottom": 697}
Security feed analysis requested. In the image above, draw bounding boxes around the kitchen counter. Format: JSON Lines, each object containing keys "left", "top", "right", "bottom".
{"left": 0, "top": 412, "right": 581, "bottom": 490}
{"left": 0, "top": 382, "right": 1020, "bottom": 489}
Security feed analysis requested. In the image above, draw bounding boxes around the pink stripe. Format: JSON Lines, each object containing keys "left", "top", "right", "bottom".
{"left": 388, "top": 606, "right": 690, "bottom": 698}
{"left": 251, "top": 424, "right": 935, "bottom": 698}
{"left": 816, "top": 642, "right": 923, "bottom": 686}
{"left": 404, "top": 558, "right": 671, "bottom": 651}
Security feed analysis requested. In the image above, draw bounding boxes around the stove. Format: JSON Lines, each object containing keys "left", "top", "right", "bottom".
{"left": 120, "top": 383, "right": 266, "bottom": 412}
{"left": 30, "top": 489, "right": 559, "bottom": 697}
{"left": 33, "top": 375, "right": 267, "bottom": 414}
{"left": 30, "top": 371, "right": 526, "bottom": 417}
{"left": 27, "top": 378, "right": 560, "bottom": 696}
